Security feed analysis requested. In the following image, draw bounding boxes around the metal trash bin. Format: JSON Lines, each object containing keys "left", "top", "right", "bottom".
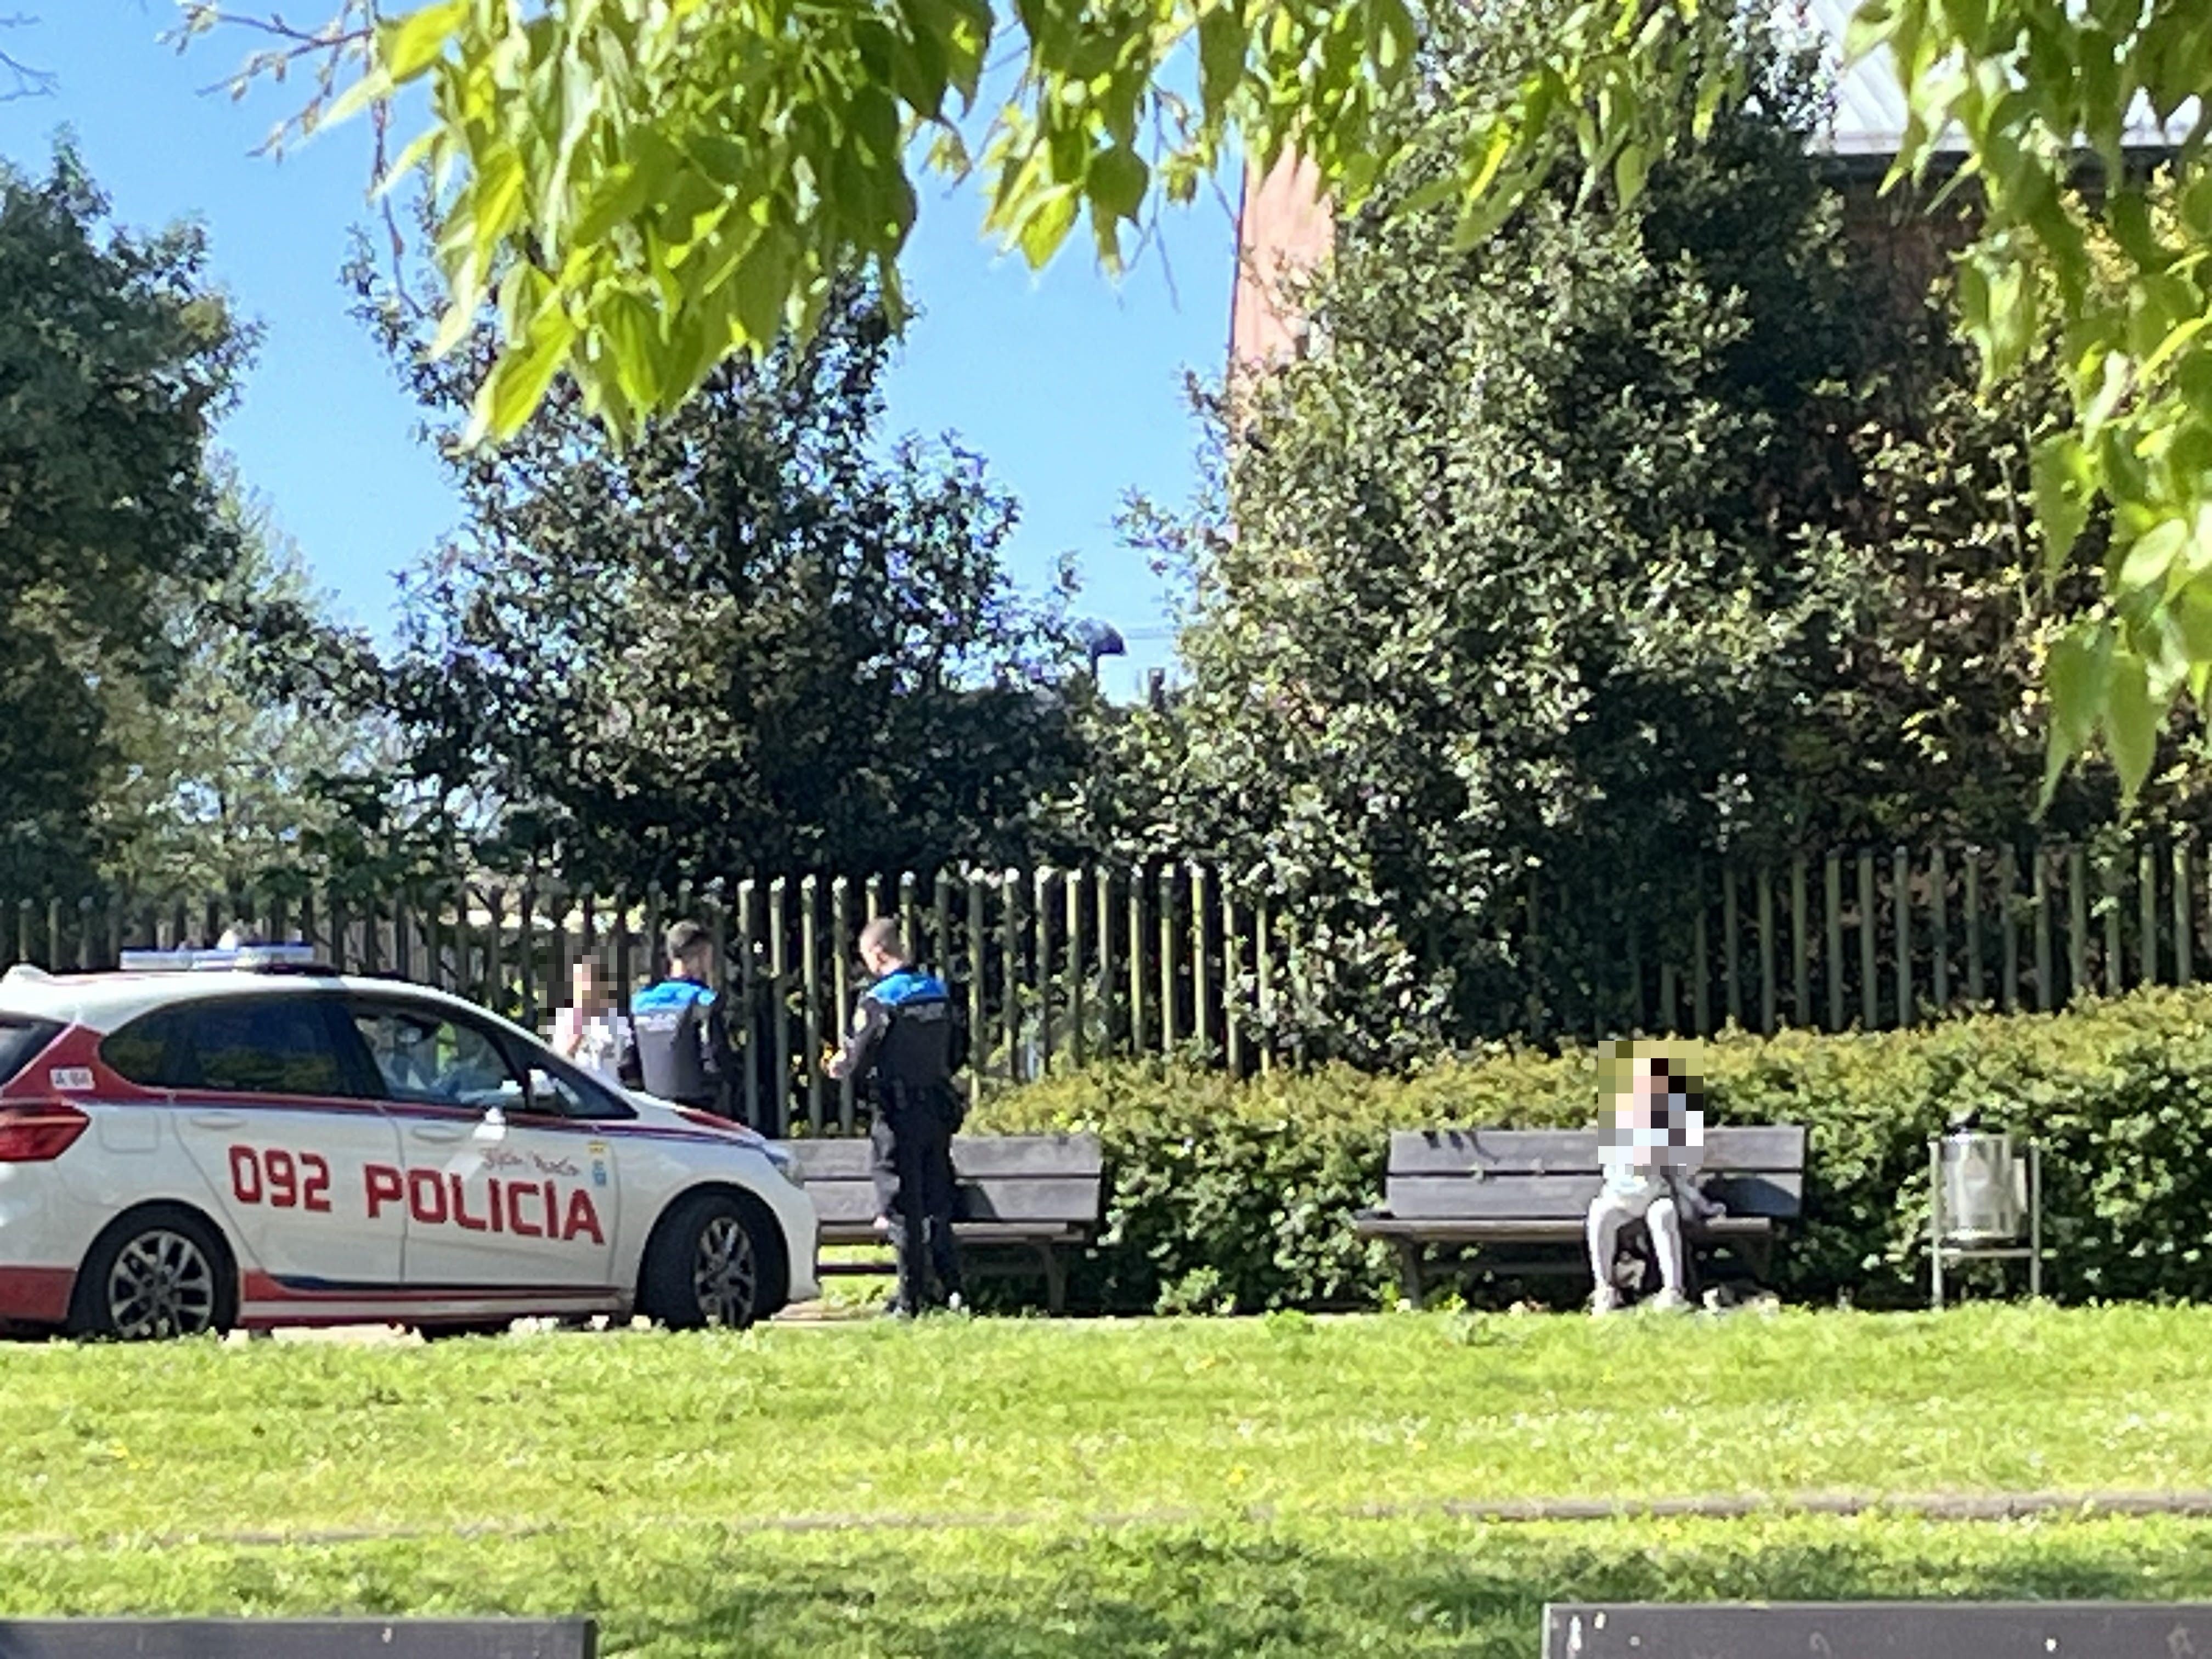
{"left": 1929, "top": 1125, "right": 2043, "bottom": 1308}
{"left": 1938, "top": 1131, "right": 2024, "bottom": 1243}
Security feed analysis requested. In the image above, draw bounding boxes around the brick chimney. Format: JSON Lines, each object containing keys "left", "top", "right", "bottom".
{"left": 1228, "top": 149, "right": 1335, "bottom": 377}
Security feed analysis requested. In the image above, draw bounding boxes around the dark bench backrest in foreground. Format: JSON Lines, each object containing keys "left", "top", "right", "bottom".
{"left": 776, "top": 1132, "right": 1104, "bottom": 1233}
{"left": 1384, "top": 1125, "right": 1807, "bottom": 1222}
{"left": 1543, "top": 1602, "right": 2212, "bottom": 1657}
{"left": 0, "top": 1621, "right": 595, "bottom": 1659}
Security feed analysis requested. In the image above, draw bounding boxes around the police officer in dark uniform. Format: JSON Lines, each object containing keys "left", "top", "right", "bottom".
{"left": 619, "top": 920, "right": 730, "bottom": 1114}
{"left": 827, "top": 917, "right": 964, "bottom": 1317}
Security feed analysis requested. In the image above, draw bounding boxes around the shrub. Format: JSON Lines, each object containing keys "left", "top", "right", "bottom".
{"left": 970, "top": 986, "right": 2212, "bottom": 1313}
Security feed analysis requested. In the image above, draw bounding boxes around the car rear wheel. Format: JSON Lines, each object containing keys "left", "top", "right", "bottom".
{"left": 640, "top": 1192, "right": 772, "bottom": 1330}
{"left": 71, "top": 1206, "right": 234, "bottom": 1341}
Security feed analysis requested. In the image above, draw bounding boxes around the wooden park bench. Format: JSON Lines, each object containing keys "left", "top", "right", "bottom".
{"left": 0, "top": 1619, "right": 595, "bottom": 1658}
{"left": 1355, "top": 1124, "right": 1807, "bottom": 1303}
{"left": 772, "top": 1132, "right": 1104, "bottom": 1313}
{"left": 1542, "top": 1601, "right": 2212, "bottom": 1657}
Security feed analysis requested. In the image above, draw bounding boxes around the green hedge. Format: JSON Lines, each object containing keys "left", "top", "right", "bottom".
{"left": 969, "top": 986, "right": 2212, "bottom": 1313}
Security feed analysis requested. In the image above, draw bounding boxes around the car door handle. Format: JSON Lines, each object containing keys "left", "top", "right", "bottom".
{"left": 410, "top": 1124, "right": 469, "bottom": 1145}
{"left": 188, "top": 1111, "right": 246, "bottom": 1131}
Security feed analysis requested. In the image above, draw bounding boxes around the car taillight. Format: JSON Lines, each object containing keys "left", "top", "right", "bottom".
{"left": 0, "top": 1101, "right": 89, "bottom": 1162}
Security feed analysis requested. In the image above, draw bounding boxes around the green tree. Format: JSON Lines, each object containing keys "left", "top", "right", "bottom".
{"left": 0, "top": 146, "right": 252, "bottom": 895}
{"left": 351, "top": 267, "right": 1090, "bottom": 888}
{"left": 95, "top": 481, "right": 377, "bottom": 896}
{"left": 1101, "top": 16, "right": 2189, "bottom": 1060}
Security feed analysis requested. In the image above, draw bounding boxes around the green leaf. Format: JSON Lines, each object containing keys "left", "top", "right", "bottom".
{"left": 2119, "top": 518, "right": 2189, "bottom": 598}
{"left": 2041, "top": 622, "right": 2111, "bottom": 804}
{"left": 2031, "top": 432, "right": 2092, "bottom": 579}
{"left": 470, "top": 298, "right": 576, "bottom": 444}
{"left": 377, "top": 0, "right": 467, "bottom": 83}
{"left": 2103, "top": 646, "right": 2159, "bottom": 802}
{"left": 1089, "top": 146, "right": 1149, "bottom": 223}
{"left": 1613, "top": 142, "right": 1649, "bottom": 208}
{"left": 1198, "top": 5, "right": 1248, "bottom": 116}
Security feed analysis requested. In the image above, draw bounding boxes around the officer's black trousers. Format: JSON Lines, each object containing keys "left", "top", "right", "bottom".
{"left": 869, "top": 1098, "right": 962, "bottom": 1311}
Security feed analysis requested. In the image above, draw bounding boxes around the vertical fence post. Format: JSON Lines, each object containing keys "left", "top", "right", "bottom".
{"left": 1892, "top": 846, "right": 1912, "bottom": 1028}
{"left": 1001, "top": 869, "right": 1024, "bottom": 1082}
{"left": 900, "top": 872, "right": 921, "bottom": 973}
{"left": 966, "top": 872, "right": 987, "bottom": 1091}
{"left": 1757, "top": 868, "right": 1777, "bottom": 1036}
{"left": 831, "top": 876, "right": 854, "bottom": 1131}
{"left": 1031, "top": 868, "right": 1054, "bottom": 1076}
{"left": 1857, "top": 851, "right": 1878, "bottom": 1029}
{"left": 1824, "top": 853, "right": 1845, "bottom": 1031}
{"left": 2067, "top": 845, "right": 2090, "bottom": 1002}
{"left": 737, "top": 881, "right": 762, "bottom": 1133}
{"left": 2034, "top": 849, "right": 2056, "bottom": 1012}
{"left": 933, "top": 870, "right": 955, "bottom": 984}
{"left": 1221, "top": 878, "right": 1242, "bottom": 1073}
{"left": 1965, "top": 848, "right": 1984, "bottom": 1006}
{"left": 75, "top": 897, "right": 93, "bottom": 972}
{"left": 1790, "top": 855, "right": 1810, "bottom": 1026}
{"left": 1157, "top": 865, "right": 1177, "bottom": 1056}
{"left": 486, "top": 888, "right": 507, "bottom": 1016}
{"left": 517, "top": 882, "right": 538, "bottom": 1030}
{"left": 2101, "top": 851, "right": 2124, "bottom": 996}
{"left": 1094, "top": 867, "right": 1117, "bottom": 1056}
{"left": 1190, "top": 864, "right": 1213, "bottom": 1060}
{"left": 1126, "top": 870, "right": 1147, "bottom": 1056}
{"left": 2140, "top": 842, "right": 2160, "bottom": 987}
{"left": 1722, "top": 867, "right": 1742, "bottom": 1030}
{"left": 766, "top": 878, "right": 792, "bottom": 1135}
{"left": 1692, "top": 879, "right": 1712, "bottom": 1039}
{"left": 800, "top": 876, "right": 826, "bottom": 1132}
{"left": 1624, "top": 907, "right": 1644, "bottom": 1034}
{"left": 1066, "top": 868, "right": 1087, "bottom": 1069}
{"left": 1931, "top": 845, "right": 1950, "bottom": 1011}
{"left": 2176, "top": 842, "right": 2195, "bottom": 986}
{"left": 1999, "top": 846, "right": 2021, "bottom": 1011}
{"left": 1255, "top": 891, "right": 1274, "bottom": 1073}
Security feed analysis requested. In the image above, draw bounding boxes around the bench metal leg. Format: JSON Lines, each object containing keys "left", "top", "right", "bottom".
{"left": 1394, "top": 1239, "right": 1426, "bottom": 1307}
{"left": 1039, "top": 1245, "right": 1067, "bottom": 1316}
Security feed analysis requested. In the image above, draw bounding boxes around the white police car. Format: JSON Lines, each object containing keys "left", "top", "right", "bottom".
{"left": 0, "top": 946, "right": 817, "bottom": 1340}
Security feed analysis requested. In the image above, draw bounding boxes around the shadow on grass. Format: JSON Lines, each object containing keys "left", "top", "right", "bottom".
{"left": 7, "top": 1515, "right": 2211, "bottom": 1657}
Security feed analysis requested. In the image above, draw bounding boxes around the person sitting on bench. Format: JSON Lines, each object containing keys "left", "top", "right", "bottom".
{"left": 1586, "top": 1047, "right": 1722, "bottom": 1314}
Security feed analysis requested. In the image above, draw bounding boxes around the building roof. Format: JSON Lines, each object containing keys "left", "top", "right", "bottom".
{"left": 1799, "top": 0, "right": 2189, "bottom": 159}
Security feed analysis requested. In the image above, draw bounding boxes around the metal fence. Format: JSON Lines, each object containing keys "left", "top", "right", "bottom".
{"left": 12, "top": 838, "right": 2211, "bottom": 1133}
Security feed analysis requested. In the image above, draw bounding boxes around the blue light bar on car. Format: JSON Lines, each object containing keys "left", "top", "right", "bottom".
{"left": 117, "top": 944, "right": 322, "bottom": 973}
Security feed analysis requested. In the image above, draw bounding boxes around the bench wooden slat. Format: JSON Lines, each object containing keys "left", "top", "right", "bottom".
{"left": 1357, "top": 1215, "right": 1776, "bottom": 1242}
{"left": 802, "top": 1176, "right": 1101, "bottom": 1228}
{"left": 1383, "top": 1171, "right": 1803, "bottom": 1221}
{"left": 1543, "top": 1602, "right": 2212, "bottom": 1658}
{"left": 821, "top": 1222, "right": 1085, "bottom": 1246}
{"left": 776, "top": 1133, "right": 1105, "bottom": 1182}
{"left": 1389, "top": 1125, "right": 1806, "bottom": 1177}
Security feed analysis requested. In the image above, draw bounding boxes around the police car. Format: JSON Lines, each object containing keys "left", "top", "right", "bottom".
{"left": 0, "top": 946, "right": 817, "bottom": 1340}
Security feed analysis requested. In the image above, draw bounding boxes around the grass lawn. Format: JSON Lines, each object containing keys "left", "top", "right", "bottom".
{"left": 7, "top": 1305, "right": 2212, "bottom": 1654}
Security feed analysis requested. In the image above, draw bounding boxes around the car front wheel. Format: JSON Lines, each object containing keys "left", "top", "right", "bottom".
{"left": 641, "top": 1193, "right": 772, "bottom": 1330}
{"left": 71, "top": 1206, "right": 234, "bottom": 1341}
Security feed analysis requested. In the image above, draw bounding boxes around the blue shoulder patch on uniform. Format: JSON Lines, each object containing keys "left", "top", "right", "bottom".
{"left": 631, "top": 978, "right": 715, "bottom": 1012}
{"left": 873, "top": 968, "right": 949, "bottom": 1007}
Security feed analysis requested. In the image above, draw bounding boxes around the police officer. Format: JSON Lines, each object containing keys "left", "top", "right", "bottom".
{"left": 620, "top": 921, "right": 730, "bottom": 1115}
{"left": 827, "top": 917, "right": 964, "bottom": 1317}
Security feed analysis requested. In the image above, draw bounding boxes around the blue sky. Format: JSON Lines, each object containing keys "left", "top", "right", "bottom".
{"left": 0, "top": 4, "right": 1228, "bottom": 701}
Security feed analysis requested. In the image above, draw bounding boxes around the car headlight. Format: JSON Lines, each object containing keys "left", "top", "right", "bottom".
{"left": 764, "top": 1143, "right": 805, "bottom": 1189}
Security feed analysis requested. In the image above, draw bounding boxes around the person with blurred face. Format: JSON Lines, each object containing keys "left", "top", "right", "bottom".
{"left": 552, "top": 955, "right": 627, "bottom": 1086}
{"left": 1586, "top": 1049, "right": 1718, "bottom": 1314}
